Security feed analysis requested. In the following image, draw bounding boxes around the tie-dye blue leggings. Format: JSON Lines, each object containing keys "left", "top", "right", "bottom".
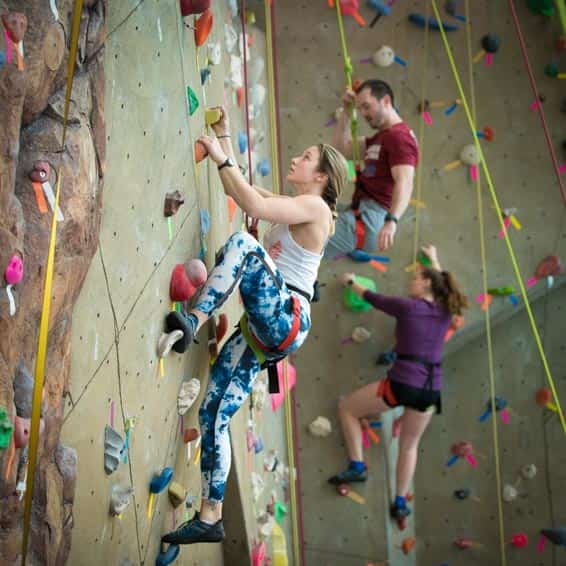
{"left": 195, "top": 231, "right": 311, "bottom": 503}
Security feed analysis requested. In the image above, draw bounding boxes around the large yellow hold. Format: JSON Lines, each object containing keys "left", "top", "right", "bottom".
{"left": 271, "top": 523, "right": 288, "bottom": 566}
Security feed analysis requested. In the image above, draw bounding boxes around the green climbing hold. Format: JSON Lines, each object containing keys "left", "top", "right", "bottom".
{"left": 274, "top": 501, "right": 287, "bottom": 525}
{"left": 343, "top": 275, "right": 377, "bottom": 313}
{"left": 346, "top": 160, "right": 356, "bottom": 181}
{"left": 487, "top": 286, "right": 515, "bottom": 296}
{"left": 0, "top": 407, "right": 14, "bottom": 449}
{"left": 544, "top": 62, "right": 559, "bottom": 78}
{"left": 187, "top": 86, "right": 199, "bottom": 116}
{"left": 526, "top": 0, "right": 554, "bottom": 16}
{"left": 417, "top": 249, "right": 432, "bottom": 267}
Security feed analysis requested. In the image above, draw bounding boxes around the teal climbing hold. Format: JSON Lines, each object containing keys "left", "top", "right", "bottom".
{"left": 343, "top": 275, "right": 377, "bottom": 313}
{"left": 526, "top": 0, "right": 554, "bottom": 16}
{"left": 186, "top": 86, "right": 199, "bottom": 116}
{"left": 0, "top": 407, "right": 14, "bottom": 449}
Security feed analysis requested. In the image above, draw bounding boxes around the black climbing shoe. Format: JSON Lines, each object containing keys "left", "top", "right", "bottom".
{"left": 165, "top": 312, "right": 196, "bottom": 354}
{"left": 161, "top": 513, "right": 225, "bottom": 545}
{"left": 390, "top": 503, "right": 411, "bottom": 521}
{"left": 328, "top": 467, "right": 368, "bottom": 485}
{"left": 155, "top": 542, "right": 180, "bottom": 566}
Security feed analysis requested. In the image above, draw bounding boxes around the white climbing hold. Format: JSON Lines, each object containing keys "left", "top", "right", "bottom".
{"left": 251, "top": 471, "right": 264, "bottom": 502}
{"left": 49, "top": 0, "right": 59, "bottom": 21}
{"left": 372, "top": 45, "right": 395, "bottom": 67}
{"left": 177, "top": 378, "right": 201, "bottom": 415}
{"left": 309, "top": 416, "right": 332, "bottom": 437}
{"left": 502, "top": 484, "right": 518, "bottom": 503}
{"left": 352, "top": 326, "right": 371, "bottom": 343}
{"left": 521, "top": 463, "right": 537, "bottom": 480}
{"left": 460, "top": 144, "right": 480, "bottom": 166}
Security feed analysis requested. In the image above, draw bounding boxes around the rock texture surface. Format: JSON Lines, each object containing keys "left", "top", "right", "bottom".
{"left": 0, "top": 1, "right": 105, "bottom": 563}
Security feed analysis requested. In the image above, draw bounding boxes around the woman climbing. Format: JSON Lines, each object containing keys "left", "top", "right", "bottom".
{"left": 160, "top": 106, "right": 347, "bottom": 546}
{"left": 328, "top": 245, "right": 468, "bottom": 525}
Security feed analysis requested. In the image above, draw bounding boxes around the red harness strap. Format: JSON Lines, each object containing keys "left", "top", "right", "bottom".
{"left": 354, "top": 208, "right": 366, "bottom": 250}
{"left": 251, "top": 295, "right": 302, "bottom": 353}
{"left": 377, "top": 378, "right": 399, "bottom": 407}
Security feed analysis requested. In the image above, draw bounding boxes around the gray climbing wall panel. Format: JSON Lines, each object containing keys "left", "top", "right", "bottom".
{"left": 276, "top": 0, "right": 566, "bottom": 565}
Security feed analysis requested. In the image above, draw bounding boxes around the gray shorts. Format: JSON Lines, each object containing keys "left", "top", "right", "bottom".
{"left": 324, "top": 199, "right": 388, "bottom": 259}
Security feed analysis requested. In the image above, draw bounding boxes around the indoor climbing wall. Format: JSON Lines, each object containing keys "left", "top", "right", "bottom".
{"left": 59, "top": 1, "right": 294, "bottom": 566}
{"left": 276, "top": 0, "right": 566, "bottom": 565}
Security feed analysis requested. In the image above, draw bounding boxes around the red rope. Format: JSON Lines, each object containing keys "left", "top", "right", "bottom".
{"left": 271, "top": 1, "right": 307, "bottom": 562}
{"left": 240, "top": 0, "right": 259, "bottom": 238}
{"left": 508, "top": 0, "right": 566, "bottom": 206}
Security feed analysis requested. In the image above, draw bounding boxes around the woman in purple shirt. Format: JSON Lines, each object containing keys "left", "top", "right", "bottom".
{"left": 329, "top": 245, "right": 468, "bottom": 523}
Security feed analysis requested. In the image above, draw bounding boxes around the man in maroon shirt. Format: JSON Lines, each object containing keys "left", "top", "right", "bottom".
{"left": 325, "top": 80, "right": 418, "bottom": 258}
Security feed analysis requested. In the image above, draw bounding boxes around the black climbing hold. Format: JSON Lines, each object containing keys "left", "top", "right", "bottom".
{"left": 481, "top": 34, "right": 500, "bottom": 54}
{"left": 454, "top": 488, "right": 471, "bottom": 500}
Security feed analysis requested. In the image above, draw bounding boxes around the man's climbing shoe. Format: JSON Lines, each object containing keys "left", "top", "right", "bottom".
{"left": 327, "top": 467, "right": 368, "bottom": 485}
{"left": 161, "top": 512, "right": 225, "bottom": 545}
{"left": 390, "top": 503, "right": 411, "bottom": 531}
{"left": 165, "top": 312, "right": 196, "bottom": 354}
{"left": 155, "top": 542, "right": 180, "bottom": 566}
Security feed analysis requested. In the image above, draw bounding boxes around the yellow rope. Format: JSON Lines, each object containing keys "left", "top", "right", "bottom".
{"left": 430, "top": 0, "right": 566, "bottom": 436}
{"left": 412, "top": 0, "right": 430, "bottom": 264}
{"left": 555, "top": 0, "right": 566, "bottom": 36}
{"left": 463, "top": 2, "right": 506, "bottom": 564}
{"left": 21, "top": 2, "right": 84, "bottom": 563}
{"left": 265, "top": 2, "right": 301, "bottom": 564}
{"left": 334, "top": 1, "right": 360, "bottom": 166}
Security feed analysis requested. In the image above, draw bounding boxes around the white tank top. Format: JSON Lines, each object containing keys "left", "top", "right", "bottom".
{"left": 263, "top": 224, "right": 322, "bottom": 301}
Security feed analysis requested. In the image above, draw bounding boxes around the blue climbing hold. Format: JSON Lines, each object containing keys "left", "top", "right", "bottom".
{"left": 238, "top": 131, "right": 248, "bottom": 154}
{"left": 367, "top": 0, "right": 391, "bottom": 15}
{"left": 257, "top": 159, "right": 270, "bottom": 177}
{"left": 200, "top": 209, "right": 210, "bottom": 235}
{"left": 150, "top": 467, "right": 173, "bottom": 494}
{"left": 408, "top": 13, "right": 459, "bottom": 31}
{"left": 200, "top": 66, "right": 211, "bottom": 85}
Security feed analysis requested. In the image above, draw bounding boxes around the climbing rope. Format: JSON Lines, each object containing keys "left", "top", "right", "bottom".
{"left": 334, "top": 0, "right": 361, "bottom": 167}
{"left": 508, "top": 0, "right": 566, "bottom": 206}
{"left": 21, "top": 2, "right": 84, "bottom": 563}
{"left": 554, "top": 0, "right": 566, "bottom": 36}
{"left": 265, "top": 1, "right": 304, "bottom": 564}
{"left": 430, "top": 0, "right": 565, "bottom": 438}
{"left": 463, "top": 2, "right": 506, "bottom": 565}
{"left": 411, "top": 0, "right": 431, "bottom": 264}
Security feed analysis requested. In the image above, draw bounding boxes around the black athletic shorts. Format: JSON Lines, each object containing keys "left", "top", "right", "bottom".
{"left": 377, "top": 377, "right": 442, "bottom": 415}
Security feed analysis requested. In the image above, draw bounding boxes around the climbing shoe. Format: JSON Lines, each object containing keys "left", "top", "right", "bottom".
{"left": 164, "top": 312, "right": 197, "bottom": 354}
{"left": 155, "top": 542, "right": 180, "bottom": 565}
{"left": 161, "top": 512, "right": 225, "bottom": 545}
{"left": 327, "top": 467, "right": 368, "bottom": 485}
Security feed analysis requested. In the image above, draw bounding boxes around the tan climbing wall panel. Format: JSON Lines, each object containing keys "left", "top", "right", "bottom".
{"left": 276, "top": 0, "right": 566, "bottom": 564}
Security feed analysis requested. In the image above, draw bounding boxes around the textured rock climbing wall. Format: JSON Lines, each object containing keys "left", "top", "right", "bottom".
{"left": 0, "top": 0, "right": 105, "bottom": 564}
{"left": 56, "top": 1, "right": 294, "bottom": 565}
{"left": 277, "top": 0, "right": 566, "bottom": 564}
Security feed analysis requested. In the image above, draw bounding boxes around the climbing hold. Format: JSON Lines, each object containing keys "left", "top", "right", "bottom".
{"left": 14, "top": 416, "right": 44, "bottom": 449}
{"left": 454, "top": 537, "right": 474, "bottom": 550}
{"left": 164, "top": 190, "right": 185, "bottom": 217}
{"left": 372, "top": 46, "right": 395, "bottom": 67}
{"left": 200, "top": 66, "right": 211, "bottom": 85}
{"left": 177, "top": 379, "right": 201, "bottom": 415}
{"left": 195, "top": 140, "right": 208, "bottom": 163}
{"left": 511, "top": 533, "right": 528, "bottom": 548}
{"left": 460, "top": 144, "right": 480, "bottom": 166}
{"left": 205, "top": 107, "right": 222, "bottom": 126}
{"left": 447, "top": 441, "right": 477, "bottom": 467}
{"left": 544, "top": 62, "right": 559, "bottom": 78}
{"left": 183, "top": 428, "right": 200, "bottom": 444}
{"left": 416, "top": 249, "right": 431, "bottom": 267}
{"left": 367, "top": 0, "right": 391, "bottom": 27}
{"left": 194, "top": 8, "right": 213, "bottom": 47}
{"left": 481, "top": 34, "right": 500, "bottom": 54}
{"left": 0, "top": 408, "right": 14, "bottom": 449}
{"left": 4, "top": 253, "right": 24, "bottom": 316}
{"left": 401, "top": 537, "right": 416, "bottom": 554}
{"left": 257, "top": 159, "right": 270, "bottom": 177}
{"left": 179, "top": 0, "right": 210, "bottom": 16}
{"left": 502, "top": 484, "right": 518, "bottom": 503}
{"left": 2, "top": 12, "right": 27, "bottom": 43}
{"left": 352, "top": 326, "right": 371, "bottom": 343}
{"left": 527, "top": 0, "right": 554, "bottom": 17}
{"left": 185, "top": 258, "right": 207, "bottom": 287}
{"left": 308, "top": 416, "right": 332, "bottom": 437}
{"left": 109, "top": 484, "right": 134, "bottom": 516}
{"left": 148, "top": 468, "right": 174, "bottom": 518}
{"left": 263, "top": 450, "right": 278, "bottom": 472}
{"left": 168, "top": 481, "right": 187, "bottom": 508}
{"left": 208, "top": 42, "right": 221, "bottom": 65}
{"left": 13, "top": 364, "right": 35, "bottom": 418}
{"left": 487, "top": 286, "right": 514, "bottom": 296}
{"left": 336, "top": 483, "right": 365, "bottom": 504}
{"left": 540, "top": 528, "right": 566, "bottom": 546}
{"left": 238, "top": 131, "right": 248, "bottom": 154}
{"left": 535, "top": 255, "right": 563, "bottom": 279}
{"left": 274, "top": 501, "right": 287, "bottom": 524}
{"left": 349, "top": 249, "right": 390, "bottom": 264}
{"left": 454, "top": 488, "right": 471, "bottom": 500}
{"left": 408, "top": 13, "right": 459, "bottom": 31}
{"left": 186, "top": 86, "right": 199, "bottom": 116}
{"left": 478, "top": 395, "right": 509, "bottom": 423}
{"left": 157, "top": 330, "right": 184, "bottom": 359}
{"left": 521, "top": 463, "right": 537, "bottom": 480}
{"left": 335, "top": 0, "right": 366, "bottom": 26}
{"left": 104, "top": 425, "right": 124, "bottom": 475}
{"left": 156, "top": 543, "right": 180, "bottom": 566}
{"left": 343, "top": 275, "right": 377, "bottom": 313}
{"left": 169, "top": 264, "right": 196, "bottom": 302}
{"left": 377, "top": 351, "right": 396, "bottom": 365}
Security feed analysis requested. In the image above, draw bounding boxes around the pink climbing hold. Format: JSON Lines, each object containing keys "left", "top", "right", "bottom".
{"left": 511, "top": 533, "right": 528, "bottom": 548}
{"left": 470, "top": 164, "right": 478, "bottom": 182}
{"left": 422, "top": 111, "right": 433, "bottom": 125}
{"left": 4, "top": 254, "right": 23, "bottom": 285}
{"left": 537, "top": 534, "right": 546, "bottom": 553}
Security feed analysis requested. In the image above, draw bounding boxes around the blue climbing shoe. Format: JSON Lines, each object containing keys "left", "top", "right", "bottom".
{"left": 161, "top": 512, "right": 225, "bottom": 545}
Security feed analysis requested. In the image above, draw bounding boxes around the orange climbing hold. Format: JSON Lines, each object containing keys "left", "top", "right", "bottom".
{"left": 194, "top": 8, "right": 213, "bottom": 46}
{"left": 195, "top": 140, "right": 208, "bottom": 163}
{"left": 401, "top": 537, "right": 416, "bottom": 554}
